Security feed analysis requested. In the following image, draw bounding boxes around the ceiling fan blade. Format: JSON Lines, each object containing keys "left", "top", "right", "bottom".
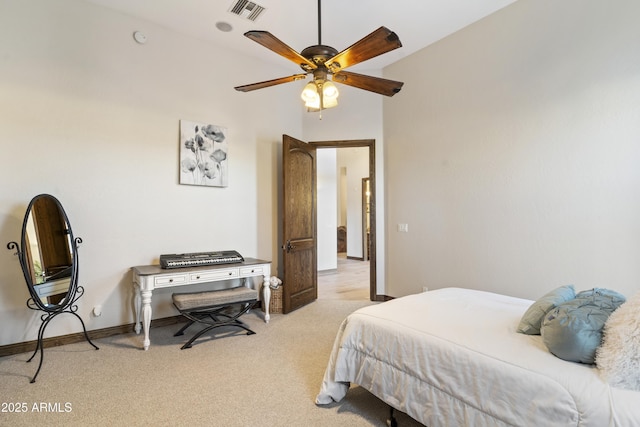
{"left": 332, "top": 71, "right": 404, "bottom": 97}
{"left": 325, "top": 27, "right": 402, "bottom": 72}
{"left": 244, "top": 31, "right": 317, "bottom": 71}
{"left": 234, "top": 74, "right": 308, "bottom": 92}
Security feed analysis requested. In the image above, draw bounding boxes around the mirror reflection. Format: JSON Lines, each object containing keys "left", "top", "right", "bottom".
{"left": 23, "top": 195, "right": 73, "bottom": 307}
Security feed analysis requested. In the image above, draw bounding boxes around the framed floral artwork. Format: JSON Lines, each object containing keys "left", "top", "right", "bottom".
{"left": 179, "top": 120, "right": 229, "bottom": 187}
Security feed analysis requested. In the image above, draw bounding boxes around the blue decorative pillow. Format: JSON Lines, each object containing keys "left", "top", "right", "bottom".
{"left": 517, "top": 285, "right": 576, "bottom": 335}
{"left": 541, "top": 288, "right": 626, "bottom": 364}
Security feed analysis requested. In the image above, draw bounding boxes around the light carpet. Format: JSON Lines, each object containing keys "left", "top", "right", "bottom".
{"left": 0, "top": 299, "right": 424, "bottom": 426}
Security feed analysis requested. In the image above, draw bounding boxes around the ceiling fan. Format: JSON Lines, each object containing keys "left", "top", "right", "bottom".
{"left": 234, "top": 0, "right": 404, "bottom": 112}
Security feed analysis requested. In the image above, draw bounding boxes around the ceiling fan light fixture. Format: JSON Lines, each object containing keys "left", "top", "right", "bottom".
{"left": 321, "top": 94, "right": 338, "bottom": 108}
{"left": 301, "top": 80, "right": 338, "bottom": 111}
{"left": 301, "top": 82, "right": 319, "bottom": 103}
{"left": 305, "top": 99, "right": 321, "bottom": 110}
{"left": 322, "top": 81, "right": 339, "bottom": 99}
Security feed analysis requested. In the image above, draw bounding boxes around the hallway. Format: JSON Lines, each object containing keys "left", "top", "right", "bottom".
{"left": 318, "top": 253, "right": 370, "bottom": 300}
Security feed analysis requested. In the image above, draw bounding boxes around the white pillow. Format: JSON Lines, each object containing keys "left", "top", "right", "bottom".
{"left": 596, "top": 291, "right": 640, "bottom": 391}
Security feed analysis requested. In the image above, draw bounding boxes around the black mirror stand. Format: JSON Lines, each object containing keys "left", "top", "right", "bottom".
{"left": 7, "top": 239, "right": 98, "bottom": 383}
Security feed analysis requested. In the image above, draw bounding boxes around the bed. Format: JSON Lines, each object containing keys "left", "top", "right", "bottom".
{"left": 316, "top": 287, "right": 640, "bottom": 426}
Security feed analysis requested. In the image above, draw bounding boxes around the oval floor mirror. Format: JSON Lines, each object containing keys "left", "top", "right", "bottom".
{"left": 7, "top": 193, "right": 98, "bottom": 383}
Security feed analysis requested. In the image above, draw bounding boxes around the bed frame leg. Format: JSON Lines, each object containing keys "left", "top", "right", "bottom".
{"left": 386, "top": 406, "right": 398, "bottom": 427}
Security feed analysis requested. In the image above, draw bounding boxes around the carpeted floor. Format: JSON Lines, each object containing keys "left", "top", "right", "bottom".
{"left": 0, "top": 299, "right": 424, "bottom": 426}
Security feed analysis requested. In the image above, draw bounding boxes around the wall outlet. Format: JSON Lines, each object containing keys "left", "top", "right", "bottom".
{"left": 93, "top": 305, "right": 102, "bottom": 317}
{"left": 397, "top": 223, "right": 409, "bottom": 232}
{"left": 422, "top": 287, "right": 429, "bottom": 293}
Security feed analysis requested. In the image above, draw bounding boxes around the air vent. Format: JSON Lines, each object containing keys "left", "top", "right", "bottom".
{"left": 228, "top": 0, "right": 266, "bottom": 22}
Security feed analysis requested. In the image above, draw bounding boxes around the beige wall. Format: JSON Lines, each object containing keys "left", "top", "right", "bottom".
{"left": 0, "top": 0, "right": 303, "bottom": 346}
{"left": 339, "top": 148, "right": 369, "bottom": 259}
{"left": 384, "top": 0, "right": 640, "bottom": 299}
{"left": 316, "top": 148, "right": 338, "bottom": 271}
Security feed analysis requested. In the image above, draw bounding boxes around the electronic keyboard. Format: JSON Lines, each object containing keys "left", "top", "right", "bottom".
{"left": 159, "top": 250, "right": 244, "bottom": 269}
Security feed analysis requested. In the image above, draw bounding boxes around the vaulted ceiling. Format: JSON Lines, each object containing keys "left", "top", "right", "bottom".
{"left": 83, "top": 0, "right": 517, "bottom": 71}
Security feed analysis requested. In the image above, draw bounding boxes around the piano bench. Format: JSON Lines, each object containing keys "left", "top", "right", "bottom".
{"left": 172, "top": 286, "right": 258, "bottom": 350}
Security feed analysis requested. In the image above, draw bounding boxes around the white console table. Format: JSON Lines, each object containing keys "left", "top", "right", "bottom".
{"left": 132, "top": 258, "right": 271, "bottom": 350}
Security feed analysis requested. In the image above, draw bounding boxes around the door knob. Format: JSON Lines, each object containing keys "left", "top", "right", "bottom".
{"left": 282, "top": 240, "right": 295, "bottom": 253}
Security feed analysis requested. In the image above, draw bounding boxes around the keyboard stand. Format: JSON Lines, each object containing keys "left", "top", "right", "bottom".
{"left": 132, "top": 258, "right": 271, "bottom": 350}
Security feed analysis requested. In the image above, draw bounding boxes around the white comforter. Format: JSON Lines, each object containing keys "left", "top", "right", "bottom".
{"left": 316, "top": 288, "right": 640, "bottom": 426}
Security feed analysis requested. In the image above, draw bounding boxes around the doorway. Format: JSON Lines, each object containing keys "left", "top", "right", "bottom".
{"left": 310, "top": 139, "right": 378, "bottom": 301}
{"left": 362, "top": 177, "right": 370, "bottom": 262}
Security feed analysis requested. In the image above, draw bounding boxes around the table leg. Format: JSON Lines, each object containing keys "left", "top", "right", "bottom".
{"left": 263, "top": 276, "right": 271, "bottom": 323}
{"left": 134, "top": 284, "right": 142, "bottom": 334}
{"left": 141, "top": 289, "right": 152, "bottom": 350}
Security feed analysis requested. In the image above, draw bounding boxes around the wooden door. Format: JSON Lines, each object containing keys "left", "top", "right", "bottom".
{"left": 282, "top": 134, "right": 317, "bottom": 313}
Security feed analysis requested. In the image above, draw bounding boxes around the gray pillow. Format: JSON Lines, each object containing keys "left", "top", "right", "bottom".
{"left": 541, "top": 288, "right": 626, "bottom": 364}
{"left": 517, "top": 285, "right": 575, "bottom": 335}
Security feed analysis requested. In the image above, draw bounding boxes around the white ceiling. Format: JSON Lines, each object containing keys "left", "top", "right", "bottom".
{"left": 84, "top": 0, "right": 517, "bottom": 72}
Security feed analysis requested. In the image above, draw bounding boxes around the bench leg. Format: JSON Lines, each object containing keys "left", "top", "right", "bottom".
{"left": 181, "top": 320, "right": 256, "bottom": 349}
{"left": 175, "top": 301, "right": 257, "bottom": 349}
{"left": 174, "top": 319, "right": 196, "bottom": 337}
